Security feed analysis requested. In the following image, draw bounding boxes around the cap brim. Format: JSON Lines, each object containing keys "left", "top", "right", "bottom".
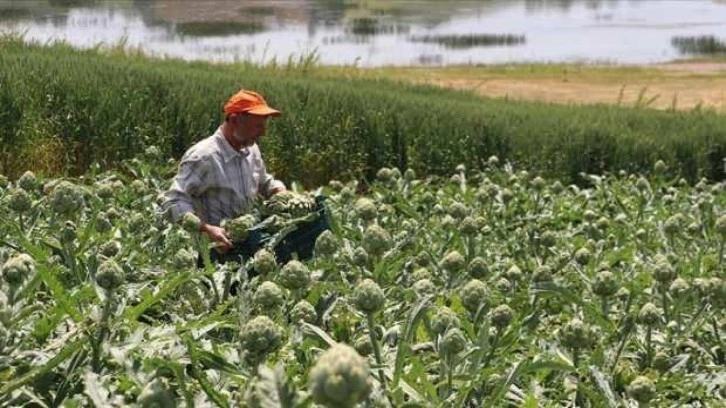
{"left": 246, "top": 106, "right": 282, "bottom": 117}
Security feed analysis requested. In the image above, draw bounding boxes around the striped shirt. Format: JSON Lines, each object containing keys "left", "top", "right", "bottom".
{"left": 161, "top": 127, "right": 285, "bottom": 226}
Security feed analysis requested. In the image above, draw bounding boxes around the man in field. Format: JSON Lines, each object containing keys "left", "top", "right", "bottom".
{"left": 161, "top": 89, "right": 286, "bottom": 260}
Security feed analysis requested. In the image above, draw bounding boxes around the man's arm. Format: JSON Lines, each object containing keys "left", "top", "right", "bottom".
{"left": 162, "top": 158, "right": 234, "bottom": 252}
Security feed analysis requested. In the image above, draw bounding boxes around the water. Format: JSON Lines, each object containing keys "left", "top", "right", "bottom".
{"left": 1, "top": 0, "right": 725, "bottom": 67}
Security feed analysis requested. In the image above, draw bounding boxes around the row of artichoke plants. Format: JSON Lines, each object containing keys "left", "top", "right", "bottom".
{"left": 0, "top": 151, "right": 725, "bottom": 407}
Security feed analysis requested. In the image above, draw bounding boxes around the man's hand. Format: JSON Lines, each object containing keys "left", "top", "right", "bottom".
{"left": 200, "top": 223, "right": 233, "bottom": 253}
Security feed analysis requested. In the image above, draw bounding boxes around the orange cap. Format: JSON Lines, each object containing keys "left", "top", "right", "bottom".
{"left": 223, "top": 90, "right": 281, "bottom": 117}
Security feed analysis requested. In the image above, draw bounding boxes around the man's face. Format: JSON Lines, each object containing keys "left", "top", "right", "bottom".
{"left": 231, "top": 114, "right": 269, "bottom": 148}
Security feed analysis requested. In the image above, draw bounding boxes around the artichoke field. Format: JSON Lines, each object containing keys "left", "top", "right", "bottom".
{"left": 0, "top": 155, "right": 725, "bottom": 407}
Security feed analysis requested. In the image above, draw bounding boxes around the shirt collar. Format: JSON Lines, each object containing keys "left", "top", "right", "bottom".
{"left": 214, "top": 127, "right": 250, "bottom": 162}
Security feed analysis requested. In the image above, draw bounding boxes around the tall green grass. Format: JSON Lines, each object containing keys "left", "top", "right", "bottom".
{"left": 1, "top": 36, "right": 726, "bottom": 185}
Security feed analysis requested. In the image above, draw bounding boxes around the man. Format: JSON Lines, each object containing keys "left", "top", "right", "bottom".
{"left": 162, "top": 89, "right": 286, "bottom": 259}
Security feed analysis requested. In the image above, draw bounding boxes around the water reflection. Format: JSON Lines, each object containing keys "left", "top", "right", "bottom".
{"left": 410, "top": 34, "right": 526, "bottom": 49}
{"left": 0, "top": 0, "right": 725, "bottom": 66}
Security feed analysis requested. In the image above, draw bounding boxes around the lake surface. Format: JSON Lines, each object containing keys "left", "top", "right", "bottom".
{"left": 1, "top": 0, "right": 725, "bottom": 67}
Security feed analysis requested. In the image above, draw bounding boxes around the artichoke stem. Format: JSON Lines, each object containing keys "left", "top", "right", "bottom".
{"left": 366, "top": 313, "right": 386, "bottom": 387}
{"left": 92, "top": 293, "right": 114, "bottom": 372}
{"left": 645, "top": 326, "right": 652, "bottom": 369}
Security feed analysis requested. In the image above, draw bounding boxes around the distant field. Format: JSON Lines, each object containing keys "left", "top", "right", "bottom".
{"left": 322, "top": 62, "right": 726, "bottom": 113}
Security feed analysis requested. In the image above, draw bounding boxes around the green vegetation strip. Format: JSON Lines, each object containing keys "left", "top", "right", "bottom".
{"left": 1, "top": 36, "right": 726, "bottom": 185}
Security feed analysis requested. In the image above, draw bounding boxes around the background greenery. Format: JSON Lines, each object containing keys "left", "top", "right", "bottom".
{"left": 2, "top": 36, "right": 726, "bottom": 185}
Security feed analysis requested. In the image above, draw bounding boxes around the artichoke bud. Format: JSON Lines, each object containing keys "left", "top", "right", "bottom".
{"left": 2, "top": 253, "right": 35, "bottom": 287}
{"left": 439, "top": 250, "right": 465, "bottom": 273}
{"left": 252, "top": 249, "right": 277, "bottom": 275}
{"left": 128, "top": 212, "right": 146, "bottom": 233}
{"left": 94, "top": 214, "right": 113, "bottom": 233}
{"left": 99, "top": 240, "right": 123, "bottom": 259}
{"left": 468, "top": 257, "right": 489, "bottom": 279}
{"left": 240, "top": 315, "right": 282, "bottom": 361}
{"left": 460, "top": 216, "right": 479, "bottom": 236}
{"left": 505, "top": 264, "right": 523, "bottom": 281}
{"left": 559, "top": 318, "right": 595, "bottom": 350}
{"left": 59, "top": 221, "right": 77, "bottom": 245}
{"left": 653, "top": 351, "right": 671, "bottom": 373}
{"left": 352, "top": 279, "right": 384, "bottom": 314}
{"left": 414, "top": 250, "right": 431, "bottom": 267}
{"left": 17, "top": 170, "right": 37, "bottom": 191}
{"left": 653, "top": 257, "right": 676, "bottom": 285}
{"left": 420, "top": 191, "right": 436, "bottom": 206}
{"left": 49, "top": 181, "right": 85, "bottom": 216}
{"left": 638, "top": 302, "right": 662, "bottom": 326}
{"left": 291, "top": 300, "right": 317, "bottom": 324}
{"left": 253, "top": 281, "right": 284, "bottom": 309}
{"left": 431, "top": 307, "right": 460, "bottom": 335}
{"left": 171, "top": 248, "right": 195, "bottom": 269}
{"left": 7, "top": 188, "right": 31, "bottom": 213}
{"left": 354, "top": 198, "right": 378, "bottom": 221}
{"left": 351, "top": 246, "right": 369, "bottom": 267}
{"left": 362, "top": 225, "right": 391, "bottom": 256}
{"left": 663, "top": 215, "right": 681, "bottom": 236}
{"left": 635, "top": 177, "right": 651, "bottom": 192}
{"left": 411, "top": 267, "right": 431, "bottom": 281}
{"left": 95, "top": 259, "right": 124, "bottom": 291}
{"left": 489, "top": 304, "right": 514, "bottom": 329}
{"left": 574, "top": 247, "right": 591, "bottom": 266}
{"left": 532, "top": 265, "right": 553, "bottom": 283}
{"left": 354, "top": 335, "right": 373, "bottom": 357}
{"left": 495, "top": 277, "right": 512, "bottom": 292}
{"left": 308, "top": 344, "right": 372, "bottom": 408}
{"left": 447, "top": 202, "right": 469, "bottom": 220}
{"left": 654, "top": 160, "right": 667, "bottom": 174}
{"left": 278, "top": 260, "right": 311, "bottom": 291}
{"left": 412, "top": 279, "right": 436, "bottom": 298}
{"left": 376, "top": 167, "right": 393, "bottom": 182}
{"left": 95, "top": 182, "right": 114, "bottom": 199}
{"left": 460, "top": 279, "right": 488, "bottom": 314}
{"left": 531, "top": 176, "right": 546, "bottom": 191}
{"left": 221, "top": 214, "right": 257, "bottom": 243}
{"left": 668, "top": 278, "right": 689, "bottom": 298}
{"left": 499, "top": 188, "right": 514, "bottom": 204}
{"left": 539, "top": 231, "right": 557, "bottom": 248}
{"left": 583, "top": 210, "right": 597, "bottom": 222}
{"left": 130, "top": 179, "right": 147, "bottom": 194}
{"left": 314, "top": 230, "right": 337, "bottom": 257}
{"left": 592, "top": 270, "right": 619, "bottom": 298}
{"left": 439, "top": 327, "right": 467, "bottom": 356}
{"left": 595, "top": 217, "right": 610, "bottom": 231}
{"left": 628, "top": 376, "right": 656, "bottom": 405}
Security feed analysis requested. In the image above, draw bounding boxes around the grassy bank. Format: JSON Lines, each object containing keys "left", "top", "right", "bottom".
{"left": 1, "top": 37, "right": 726, "bottom": 185}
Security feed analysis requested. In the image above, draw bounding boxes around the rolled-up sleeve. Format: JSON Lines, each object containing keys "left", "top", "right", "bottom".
{"left": 257, "top": 156, "right": 285, "bottom": 198}
{"left": 161, "top": 158, "right": 209, "bottom": 223}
